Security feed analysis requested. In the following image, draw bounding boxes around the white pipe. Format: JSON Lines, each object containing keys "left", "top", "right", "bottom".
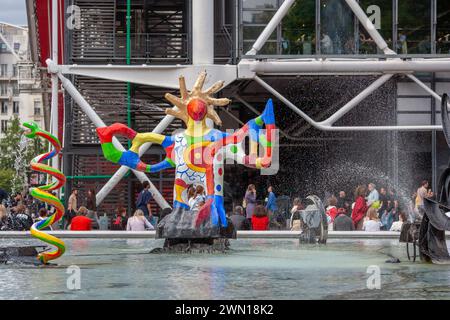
{"left": 246, "top": 0, "right": 296, "bottom": 55}
{"left": 254, "top": 76, "right": 442, "bottom": 131}
{"left": 407, "top": 74, "right": 450, "bottom": 108}
{"left": 96, "top": 113, "right": 176, "bottom": 206}
{"left": 320, "top": 74, "right": 393, "bottom": 126}
{"left": 57, "top": 71, "right": 171, "bottom": 209}
{"left": 344, "top": 0, "right": 395, "bottom": 55}
{"left": 249, "top": 60, "right": 450, "bottom": 74}
{"left": 50, "top": 0, "right": 59, "bottom": 183}
{"left": 192, "top": 0, "right": 214, "bottom": 64}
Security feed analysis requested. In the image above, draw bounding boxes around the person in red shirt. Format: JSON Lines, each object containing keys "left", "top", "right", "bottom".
{"left": 69, "top": 206, "right": 92, "bottom": 231}
{"left": 351, "top": 185, "right": 368, "bottom": 230}
{"left": 326, "top": 196, "right": 338, "bottom": 223}
{"left": 251, "top": 205, "right": 270, "bottom": 231}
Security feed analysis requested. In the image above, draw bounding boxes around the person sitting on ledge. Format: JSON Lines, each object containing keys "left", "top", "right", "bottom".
{"left": 363, "top": 207, "right": 382, "bottom": 232}
{"left": 126, "top": 209, "right": 154, "bottom": 231}
{"left": 35, "top": 208, "right": 52, "bottom": 231}
{"left": 333, "top": 208, "right": 355, "bottom": 231}
{"left": 229, "top": 206, "right": 250, "bottom": 231}
{"left": 251, "top": 205, "right": 270, "bottom": 231}
{"left": 69, "top": 206, "right": 92, "bottom": 231}
{"left": 0, "top": 204, "right": 9, "bottom": 231}
{"left": 9, "top": 204, "right": 33, "bottom": 231}
{"left": 390, "top": 211, "right": 406, "bottom": 232}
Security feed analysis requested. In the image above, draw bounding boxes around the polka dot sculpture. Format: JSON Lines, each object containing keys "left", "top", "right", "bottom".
{"left": 97, "top": 71, "right": 276, "bottom": 228}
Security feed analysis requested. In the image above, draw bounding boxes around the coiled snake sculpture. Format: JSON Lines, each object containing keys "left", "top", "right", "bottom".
{"left": 23, "top": 122, "right": 66, "bottom": 264}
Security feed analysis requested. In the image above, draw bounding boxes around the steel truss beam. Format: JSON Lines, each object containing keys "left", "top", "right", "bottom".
{"left": 243, "top": 59, "right": 450, "bottom": 74}
{"left": 254, "top": 75, "right": 442, "bottom": 132}
{"left": 58, "top": 64, "right": 237, "bottom": 90}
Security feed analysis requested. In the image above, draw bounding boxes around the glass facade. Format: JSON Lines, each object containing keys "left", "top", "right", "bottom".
{"left": 437, "top": 0, "right": 450, "bottom": 54}
{"left": 282, "top": 0, "right": 315, "bottom": 54}
{"left": 320, "top": 0, "right": 355, "bottom": 54}
{"left": 242, "top": 0, "right": 279, "bottom": 54}
{"left": 240, "top": 0, "right": 450, "bottom": 56}
{"left": 397, "top": 0, "right": 431, "bottom": 54}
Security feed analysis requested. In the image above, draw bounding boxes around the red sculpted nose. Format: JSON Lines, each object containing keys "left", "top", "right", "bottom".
{"left": 187, "top": 99, "right": 207, "bottom": 121}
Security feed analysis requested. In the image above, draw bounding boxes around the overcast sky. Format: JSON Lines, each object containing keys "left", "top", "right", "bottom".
{"left": 0, "top": 0, "right": 27, "bottom": 26}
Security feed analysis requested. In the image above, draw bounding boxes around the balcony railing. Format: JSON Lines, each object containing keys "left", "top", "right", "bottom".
{"left": 71, "top": 32, "right": 190, "bottom": 64}
{"left": 71, "top": 29, "right": 236, "bottom": 65}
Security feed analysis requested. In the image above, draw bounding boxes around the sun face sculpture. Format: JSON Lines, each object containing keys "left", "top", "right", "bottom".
{"left": 97, "top": 71, "right": 276, "bottom": 237}
{"left": 164, "top": 71, "right": 230, "bottom": 127}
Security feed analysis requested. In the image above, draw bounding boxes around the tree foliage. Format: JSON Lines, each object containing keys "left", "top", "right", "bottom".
{"left": 0, "top": 117, "right": 48, "bottom": 194}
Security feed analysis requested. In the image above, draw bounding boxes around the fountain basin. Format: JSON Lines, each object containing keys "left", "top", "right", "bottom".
{"left": 0, "top": 237, "right": 449, "bottom": 299}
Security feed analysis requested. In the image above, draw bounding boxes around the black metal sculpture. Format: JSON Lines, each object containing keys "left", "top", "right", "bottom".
{"left": 413, "top": 93, "right": 450, "bottom": 264}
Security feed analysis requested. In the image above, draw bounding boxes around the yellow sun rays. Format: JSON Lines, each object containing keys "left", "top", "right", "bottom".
{"left": 164, "top": 71, "right": 231, "bottom": 126}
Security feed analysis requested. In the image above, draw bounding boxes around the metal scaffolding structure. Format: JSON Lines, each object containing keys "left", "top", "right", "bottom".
{"left": 41, "top": 0, "right": 450, "bottom": 209}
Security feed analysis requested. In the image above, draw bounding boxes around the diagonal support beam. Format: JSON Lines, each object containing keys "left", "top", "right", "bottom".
{"left": 254, "top": 75, "right": 442, "bottom": 131}
{"left": 344, "top": 0, "right": 395, "bottom": 55}
{"left": 319, "top": 74, "right": 394, "bottom": 126}
{"left": 407, "top": 74, "right": 450, "bottom": 109}
{"left": 55, "top": 68, "right": 171, "bottom": 209}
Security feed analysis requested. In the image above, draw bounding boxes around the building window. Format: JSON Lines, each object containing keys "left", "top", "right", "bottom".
{"left": 281, "top": 0, "right": 316, "bottom": 55}
{"left": 1, "top": 120, "right": 7, "bottom": 133}
{"left": 13, "top": 101, "right": 19, "bottom": 114}
{"left": 0, "top": 83, "right": 6, "bottom": 95}
{"left": 34, "top": 100, "right": 41, "bottom": 115}
{"left": 12, "top": 83, "right": 19, "bottom": 96}
{"left": 320, "top": 0, "right": 356, "bottom": 54}
{"left": 12, "top": 64, "right": 17, "bottom": 77}
{"left": 1, "top": 101, "right": 7, "bottom": 114}
{"left": 398, "top": 0, "right": 431, "bottom": 54}
{"left": 242, "top": 0, "right": 279, "bottom": 54}
{"left": 437, "top": 0, "right": 450, "bottom": 54}
{"left": 0, "top": 64, "right": 7, "bottom": 77}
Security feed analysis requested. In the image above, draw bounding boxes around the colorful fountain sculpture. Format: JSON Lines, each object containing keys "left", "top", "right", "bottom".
{"left": 23, "top": 122, "right": 66, "bottom": 264}
{"left": 97, "top": 72, "right": 276, "bottom": 247}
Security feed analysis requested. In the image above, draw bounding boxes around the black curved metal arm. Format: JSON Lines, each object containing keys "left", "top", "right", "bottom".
{"left": 441, "top": 93, "right": 450, "bottom": 148}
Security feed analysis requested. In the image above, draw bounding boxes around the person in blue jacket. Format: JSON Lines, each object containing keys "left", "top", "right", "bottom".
{"left": 265, "top": 186, "right": 278, "bottom": 224}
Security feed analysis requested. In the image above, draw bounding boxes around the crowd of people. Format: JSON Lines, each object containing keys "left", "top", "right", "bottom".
{"left": 321, "top": 180, "right": 431, "bottom": 232}
{"left": 230, "top": 180, "right": 432, "bottom": 233}
{"left": 0, "top": 179, "right": 433, "bottom": 233}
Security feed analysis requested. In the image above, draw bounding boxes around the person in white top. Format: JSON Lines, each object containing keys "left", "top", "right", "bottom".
{"left": 289, "top": 198, "right": 303, "bottom": 231}
{"left": 390, "top": 211, "right": 406, "bottom": 232}
{"left": 126, "top": 209, "right": 154, "bottom": 231}
{"left": 363, "top": 207, "right": 382, "bottom": 232}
